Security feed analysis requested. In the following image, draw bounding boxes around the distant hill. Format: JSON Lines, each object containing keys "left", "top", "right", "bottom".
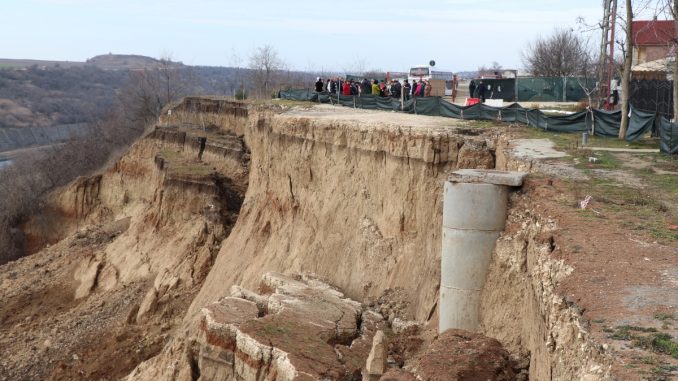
{"left": 0, "top": 54, "right": 184, "bottom": 71}
{"left": 86, "top": 53, "right": 184, "bottom": 70}
{"left": 0, "top": 58, "right": 85, "bottom": 70}
{"left": 0, "top": 53, "right": 317, "bottom": 130}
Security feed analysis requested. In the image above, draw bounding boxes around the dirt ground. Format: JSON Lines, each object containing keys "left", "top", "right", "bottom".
{"left": 509, "top": 127, "right": 678, "bottom": 380}
{"left": 0, "top": 217, "right": 201, "bottom": 381}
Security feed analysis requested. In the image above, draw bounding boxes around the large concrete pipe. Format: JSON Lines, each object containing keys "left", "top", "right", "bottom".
{"left": 440, "top": 169, "right": 527, "bottom": 332}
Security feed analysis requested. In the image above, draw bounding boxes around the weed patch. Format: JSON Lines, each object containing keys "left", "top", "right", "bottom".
{"left": 609, "top": 326, "right": 678, "bottom": 358}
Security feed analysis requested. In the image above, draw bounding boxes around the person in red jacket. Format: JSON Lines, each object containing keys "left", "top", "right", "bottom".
{"left": 342, "top": 80, "right": 351, "bottom": 96}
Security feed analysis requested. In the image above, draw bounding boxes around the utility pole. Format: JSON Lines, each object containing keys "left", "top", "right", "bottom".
{"left": 598, "top": 0, "right": 617, "bottom": 108}
{"left": 619, "top": 0, "right": 633, "bottom": 139}
{"left": 607, "top": 0, "right": 618, "bottom": 110}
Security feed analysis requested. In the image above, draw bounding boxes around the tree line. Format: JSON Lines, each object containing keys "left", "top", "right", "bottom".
{"left": 521, "top": 0, "right": 678, "bottom": 138}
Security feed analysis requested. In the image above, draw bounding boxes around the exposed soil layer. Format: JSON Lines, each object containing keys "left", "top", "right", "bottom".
{"left": 3, "top": 100, "right": 677, "bottom": 381}
{"left": 0, "top": 119, "right": 249, "bottom": 380}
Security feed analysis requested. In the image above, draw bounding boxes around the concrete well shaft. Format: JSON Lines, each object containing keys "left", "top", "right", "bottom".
{"left": 440, "top": 181, "right": 510, "bottom": 332}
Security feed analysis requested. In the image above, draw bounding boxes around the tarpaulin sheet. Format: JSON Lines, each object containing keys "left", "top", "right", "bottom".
{"left": 440, "top": 101, "right": 463, "bottom": 118}
{"left": 411, "top": 97, "right": 441, "bottom": 116}
{"left": 460, "top": 103, "right": 481, "bottom": 119}
{"left": 479, "top": 104, "right": 501, "bottom": 121}
{"left": 591, "top": 109, "right": 621, "bottom": 137}
{"left": 338, "top": 94, "right": 355, "bottom": 107}
{"left": 626, "top": 108, "right": 656, "bottom": 142}
{"left": 279, "top": 90, "right": 673, "bottom": 154}
{"left": 355, "top": 94, "right": 376, "bottom": 109}
{"left": 659, "top": 117, "right": 678, "bottom": 154}
{"left": 543, "top": 111, "right": 590, "bottom": 133}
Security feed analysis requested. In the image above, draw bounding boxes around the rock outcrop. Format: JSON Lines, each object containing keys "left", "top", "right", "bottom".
{"left": 128, "top": 272, "right": 386, "bottom": 381}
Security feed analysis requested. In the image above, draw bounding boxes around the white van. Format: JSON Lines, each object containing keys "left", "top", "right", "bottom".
{"left": 408, "top": 65, "right": 455, "bottom": 96}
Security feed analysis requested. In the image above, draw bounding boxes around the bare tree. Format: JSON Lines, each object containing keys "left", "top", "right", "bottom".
{"left": 249, "top": 45, "right": 284, "bottom": 99}
{"left": 522, "top": 28, "right": 590, "bottom": 76}
{"left": 230, "top": 48, "right": 245, "bottom": 98}
{"left": 478, "top": 61, "right": 503, "bottom": 72}
{"left": 119, "top": 55, "right": 193, "bottom": 123}
{"left": 0, "top": 106, "right": 145, "bottom": 264}
{"left": 343, "top": 55, "right": 367, "bottom": 76}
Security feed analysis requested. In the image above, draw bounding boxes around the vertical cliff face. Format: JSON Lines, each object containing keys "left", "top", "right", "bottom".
{"left": 4, "top": 99, "right": 620, "bottom": 380}
{"left": 180, "top": 106, "right": 500, "bottom": 324}
{"left": 121, "top": 102, "right": 505, "bottom": 380}
{"left": 478, "top": 190, "right": 611, "bottom": 381}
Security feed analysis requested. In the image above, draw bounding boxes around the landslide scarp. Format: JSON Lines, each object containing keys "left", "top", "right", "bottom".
{"left": 0, "top": 108, "right": 251, "bottom": 380}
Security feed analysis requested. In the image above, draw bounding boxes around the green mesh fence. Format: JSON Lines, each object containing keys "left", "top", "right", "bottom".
{"left": 278, "top": 90, "right": 671, "bottom": 153}
{"left": 515, "top": 77, "right": 592, "bottom": 102}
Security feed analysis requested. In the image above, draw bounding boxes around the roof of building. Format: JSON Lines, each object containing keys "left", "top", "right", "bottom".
{"left": 632, "top": 57, "right": 674, "bottom": 72}
{"left": 632, "top": 20, "right": 675, "bottom": 46}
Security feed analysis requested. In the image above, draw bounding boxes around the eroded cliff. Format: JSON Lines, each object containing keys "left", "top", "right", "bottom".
{"left": 1, "top": 99, "right": 626, "bottom": 380}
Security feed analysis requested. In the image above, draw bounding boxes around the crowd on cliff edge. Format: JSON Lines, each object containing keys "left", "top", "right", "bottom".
{"left": 314, "top": 77, "right": 432, "bottom": 99}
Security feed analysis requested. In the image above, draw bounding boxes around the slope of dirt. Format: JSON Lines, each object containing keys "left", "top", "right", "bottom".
{"left": 0, "top": 117, "right": 249, "bottom": 380}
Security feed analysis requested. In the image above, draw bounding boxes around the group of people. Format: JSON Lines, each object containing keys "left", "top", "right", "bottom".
{"left": 468, "top": 80, "right": 488, "bottom": 102}
{"left": 314, "top": 77, "right": 433, "bottom": 99}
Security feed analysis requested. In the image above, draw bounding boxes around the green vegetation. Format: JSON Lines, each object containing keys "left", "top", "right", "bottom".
{"left": 470, "top": 120, "right": 504, "bottom": 129}
{"left": 608, "top": 326, "right": 678, "bottom": 358}
{"left": 520, "top": 127, "right": 659, "bottom": 150}
{"left": 624, "top": 354, "right": 678, "bottom": 379}
{"left": 542, "top": 138, "right": 678, "bottom": 243}
{"left": 262, "top": 323, "right": 287, "bottom": 336}
{"left": 609, "top": 325, "right": 657, "bottom": 340}
{"left": 635, "top": 333, "right": 678, "bottom": 358}
{"left": 158, "top": 149, "right": 215, "bottom": 178}
{"left": 235, "top": 89, "right": 248, "bottom": 100}
{"left": 655, "top": 313, "right": 676, "bottom": 323}
{"left": 572, "top": 176, "right": 678, "bottom": 242}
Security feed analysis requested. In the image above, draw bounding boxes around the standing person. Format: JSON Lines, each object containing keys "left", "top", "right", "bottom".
{"left": 469, "top": 80, "right": 476, "bottom": 99}
{"left": 389, "top": 79, "right": 400, "bottom": 111}
{"left": 478, "top": 80, "right": 486, "bottom": 102}
{"left": 424, "top": 80, "right": 432, "bottom": 97}
{"left": 612, "top": 77, "right": 620, "bottom": 106}
{"left": 391, "top": 80, "right": 402, "bottom": 99}
{"left": 371, "top": 79, "right": 380, "bottom": 95}
{"left": 362, "top": 78, "right": 370, "bottom": 95}
{"left": 326, "top": 78, "right": 331, "bottom": 92}
{"left": 403, "top": 79, "right": 411, "bottom": 100}
{"left": 342, "top": 80, "right": 351, "bottom": 96}
{"left": 419, "top": 80, "right": 426, "bottom": 97}
{"left": 315, "top": 77, "right": 324, "bottom": 93}
{"left": 330, "top": 77, "right": 337, "bottom": 94}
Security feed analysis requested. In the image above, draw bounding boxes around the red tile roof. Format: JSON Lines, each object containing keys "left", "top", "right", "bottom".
{"left": 632, "top": 20, "right": 675, "bottom": 46}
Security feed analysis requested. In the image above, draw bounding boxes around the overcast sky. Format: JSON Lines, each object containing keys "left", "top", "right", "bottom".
{"left": 1, "top": 0, "right": 636, "bottom": 72}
